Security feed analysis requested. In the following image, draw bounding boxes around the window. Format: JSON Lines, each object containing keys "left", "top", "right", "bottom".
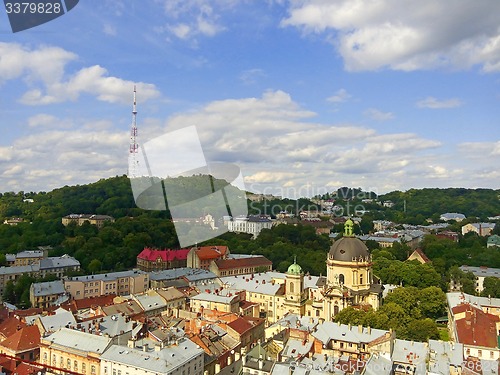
{"left": 82, "top": 363, "right": 86, "bottom": 374}
{"left": 339, "top": 274, "right": 345, "bottom": 284}
{"left": 67, "top": 359, "right": 71, "bottom": 369}
{"left": 74, "top": 360, "right": 78, "bottom": 371}
{"left": 91, "top": 365, "right": 96, "bottom": 374}
{"left": 360, "top": 274, "right": 363, "bottom": 284}
{"left": 289, "top": 282, "right": 294, "bottom": 294}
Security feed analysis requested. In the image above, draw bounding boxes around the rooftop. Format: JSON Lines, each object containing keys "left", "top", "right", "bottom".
{"left": 0, "top": 325, "right": 40, "bottom": 353}
{"left": 42, "top": 327, "right": 113, "bottom": 354}
{"left": 68, "top": 269, "right": 147, "bottom": 282}
{"left": 100, "top": 338, "right": 204, "bottom": 373}
{"left": 137, "top": 248, "right": 190, "bottom": 262}
{"left": 31, "top": 280, "right": 65, "bottom": 297}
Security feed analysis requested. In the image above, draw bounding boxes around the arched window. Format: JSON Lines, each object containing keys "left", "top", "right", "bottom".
{"left": 289, "top": 282, "right": 294, "bottom": 294}
{"left": 334, "top": 305, "right": 340, "bottom": 315}
{"left": 360, "top": 274, "right": 363, "bottom": 284}
{"left": 339, "top": 274, "right": 345, "bottom": 284}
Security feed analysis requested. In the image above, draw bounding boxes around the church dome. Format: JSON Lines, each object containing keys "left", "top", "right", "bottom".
{"left": 287, "top": 261, "right": 303, "bottom": 275}
{"left": 328, "top": 236, "right": 369, "bottom": 261}
{"left": 328, "top": 218, "right": 369, "bottom": 261}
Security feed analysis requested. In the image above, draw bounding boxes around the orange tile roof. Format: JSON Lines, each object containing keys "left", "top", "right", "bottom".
{"left": 0, "top": 317, "right": 26, "bottom": 340}
{"left": 0, "top": 325, "right": 40, "bottom": 353}
{"left": 452, "top": 303, "right": 499, "bottom": 348}
{"left": 195, "top": 246, "right": 229, "bottom": 260}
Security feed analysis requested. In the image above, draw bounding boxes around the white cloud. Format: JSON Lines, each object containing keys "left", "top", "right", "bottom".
{"left": 103, "top": 24, "right": 118, "bottom": 36}
{"left": 416, "top": 97, "right": 463, "bottom": 109}
{"left": 156, "top": 0, "right": 229, "bottom": 41}
{"left": 0, "top": 43, "right": 160, "bottom": 105}
{"left": 2, "top": 91, "right": 498, "bottom": 195}
{"left": 239, "top": 69, "right": 266, "bottom": 85}
{"left": 281, "top": 0, "right": 500, "bottom": 72}
{"left": 327, "top": 88, "right": 351, "bottom": 103}
{"left": 364, "top": 108, "right": 395, "bottom": 121}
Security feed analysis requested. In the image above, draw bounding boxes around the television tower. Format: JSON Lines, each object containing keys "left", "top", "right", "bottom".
{"left": 128, "top": 86, "right": 139, "bottom": 178}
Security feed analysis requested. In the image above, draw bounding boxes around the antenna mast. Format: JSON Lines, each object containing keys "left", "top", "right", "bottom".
{"left": 128, "top": 86, "right": 139, "bottom": 178}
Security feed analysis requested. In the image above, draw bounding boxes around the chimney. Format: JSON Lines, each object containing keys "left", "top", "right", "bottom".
{"left": 242, "top": 355, "right": 247, "bottom": 365}
{"left": 348, "top": 323, "right": 351, "bottom": 330}
{"left": 358, "top": 324, "right": 363, "bottom": 333}
{"left": 258, "top": 355, "right": 263, "bottom": 370}
{"left": 367, "top": 326, "right": 371, "bottom": 334}
{"left": 235, "top": 351, "right": 241, "bottom": 361}
{"left": 143, "top": 343, "right": 149, "bottom": 352}
{"left": 155, "top": 344, "right": 161, "bottom": 352}
{"left": 227, "top": 356, "right": 232, "bottom": 365}
{"left": 127, "top": 339, "right": 136, "bottom": 349}
{"left": 215, "top": 363, "right": 221, "bottom": 373}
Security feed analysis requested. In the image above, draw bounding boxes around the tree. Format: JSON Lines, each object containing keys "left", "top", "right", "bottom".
{"left": 88, "top": 259, "right": 103, "bottom": 274}
{"left": 333, "top": 307, "right": 366, "bottom": 325}
{"left": 418, "top": 286, "right": 447, "bottom": 319}
{"left": 402, "top": 318, "right": 439, "bottom": 341}
{"left": 2, "top": 281, "right": 15, "bottom": 304}
{"left": 481, "top": 277, "right": 500, "bottom": 298}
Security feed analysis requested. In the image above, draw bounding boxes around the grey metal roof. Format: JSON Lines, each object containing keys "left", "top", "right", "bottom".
{"left": 446, "top": 291, "right": 500, "bottom": 310}
{"left": 40, "top": 255, "right": 80, "bottom": 270}
{"left": 133, "top": 291, "right": 168, "bottom": 311}
{"left": 190, "top": 291, "right": 238, "bottom": 304}
{"left": 43, "top": 327, "right": 112, "bottom": 354}
{"left": 100, "top": 338, "right": 204, "bottom": 373}
{"left": 220, "top": 272, "right": 283, "bottom": 295}
{"left": 69, "top": 269, "right": 147, "bottom": 282}
{"left": 0, "top": 264, "right": 39, "bottom": 275}
{"left": 312, "top": 321, "right": 388, "bottom": 345}
{"left": 38, "top": 307, "right": 77, "bottom": 332}
{"left": 14, "top": 250, "right": 44, "bottom": 258}
{"left": 31, "top": 280, "right": 65, "bottom": 297}
{"left": 149, "top": 267, "right": 218, "bottom": 283}
{"left": 391, "top": 339, "right": 427, "bottom": 375}
{"left": 427, "top": 340, "right": 463, "bottom": 375}
{"left": 459, "top": 265, "right": 500, "bottom": 278}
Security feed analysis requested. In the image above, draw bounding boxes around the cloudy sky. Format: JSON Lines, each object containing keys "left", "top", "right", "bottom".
{"left": 0, "top": 0, "right": 499, "bottom": 198}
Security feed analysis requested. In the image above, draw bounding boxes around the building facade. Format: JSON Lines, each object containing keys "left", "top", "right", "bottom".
{"left": 136, "top": 248, "right": 189, "bottom": 272}
{"left": 64, "top": 270, "right": 149, "bottom": 300}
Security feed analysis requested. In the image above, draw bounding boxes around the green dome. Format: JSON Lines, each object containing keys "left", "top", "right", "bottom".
{"left": 287, "top": 261, "right": 302, "bottom": 275}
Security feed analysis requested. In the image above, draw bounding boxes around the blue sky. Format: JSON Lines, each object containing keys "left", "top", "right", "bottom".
{"left": 0, "top": 0, "right": 499, "bottom": 198}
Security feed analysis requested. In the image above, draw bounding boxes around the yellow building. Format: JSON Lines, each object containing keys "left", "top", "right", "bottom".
{"left": 40, "top": 327, "right": 113, "bottom": 375}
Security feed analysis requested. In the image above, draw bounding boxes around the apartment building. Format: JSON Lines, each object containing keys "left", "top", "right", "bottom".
{"left": 64, "top": 270, "right": 149, "bottom": 300}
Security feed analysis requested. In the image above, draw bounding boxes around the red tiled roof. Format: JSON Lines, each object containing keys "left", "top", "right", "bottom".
{"left": 239, "top": 300, "right": 258, "bottom": 310}
{"left": 137, "top": 248, "right": 190, "bottom": 262}
{"left": 227, "top": 317, "right": 253, "bottom": 335}
{"left": 0, "top": 325, "right": 40, "bottom": 353}
{"left": 214, "top": 256, "right": 272, "bottom": 270}
{"left": 195, "top": 246, "right": 229, "bottom": 260}
{"left": 74, "top": 294, "right": 116, "bottom": 310}
{"left": 452, "top": 303, "right": 499, "bottom": 348}
{"left": 410, "top": 248, "right": 431, "bottom": 263}
{"left": 0, "top": 317, "right": 26, "bottom": 340}
{"left": 13, "top": 362, "right": 44, "bottom": 375}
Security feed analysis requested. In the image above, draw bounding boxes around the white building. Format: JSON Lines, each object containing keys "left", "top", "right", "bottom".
{"left": 459, "top": 265, "right": 500, "bottom": 294}
{"left": 227, "top": 215, "right": 273, "bottom": 238}
{"left": 100, "top": 338, "right": 204, "bottom": 375}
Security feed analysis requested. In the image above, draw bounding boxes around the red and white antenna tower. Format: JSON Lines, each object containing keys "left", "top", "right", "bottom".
{"left": 128, "top": 86, "right": 139, "bottom": 178}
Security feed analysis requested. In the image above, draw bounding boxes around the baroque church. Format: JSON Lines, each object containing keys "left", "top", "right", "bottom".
{"left": 281, "top": 218, "right": 382, "bottom": 321}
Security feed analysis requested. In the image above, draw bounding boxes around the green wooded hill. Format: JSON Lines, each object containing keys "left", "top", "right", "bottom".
{"left": 379, "top": 188, "right": 500, "bottom": 219}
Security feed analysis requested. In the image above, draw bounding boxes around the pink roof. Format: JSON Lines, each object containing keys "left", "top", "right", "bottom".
{"left": 137, "top": 248, "right": 190, "bottom": 262}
